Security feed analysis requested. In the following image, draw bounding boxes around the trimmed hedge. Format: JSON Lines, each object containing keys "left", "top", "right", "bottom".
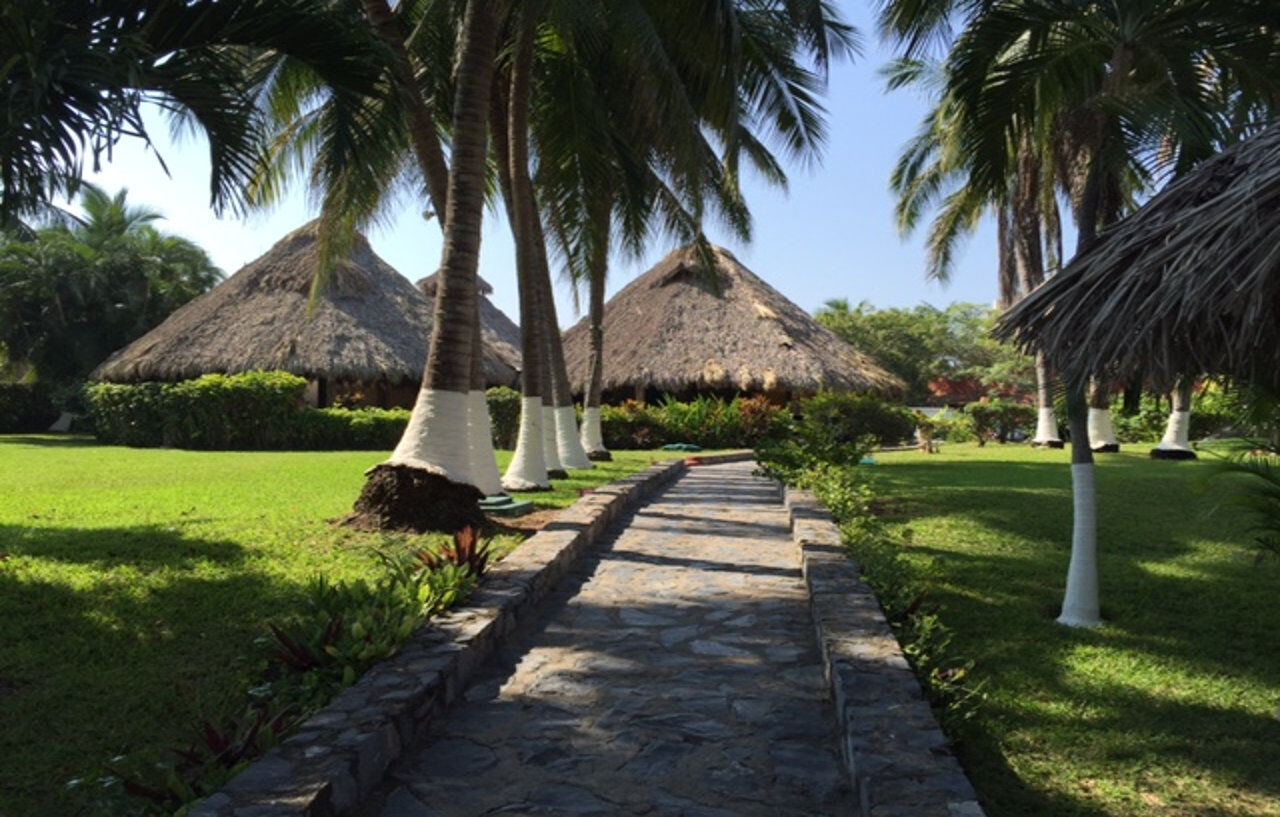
{"left": 600, "top": 395, "right": 790, "bottom": 450}
{"left": 86, "top": 373, "right": 524, "bottom": 451}
{"left": 0, "top": 383, "right": 58, "bottom": 433}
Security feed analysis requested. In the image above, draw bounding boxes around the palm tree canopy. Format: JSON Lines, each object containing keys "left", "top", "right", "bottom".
{"left": 998, "top": 122, "right": 1280, "bottom": 391}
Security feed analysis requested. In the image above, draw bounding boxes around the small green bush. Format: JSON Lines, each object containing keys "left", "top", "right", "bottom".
{"left": 85, "top": 381, "right": 170, "bottom": 446}
{"left": 964, "top": 398, "right": 1035, "bottom": 445}
{"left": 598, "top": 395, "right": 789, "bottom": 450}
{"left": 756, "top": 393, "right": 915, "bottom": 481}
{"left": 0, "top": 382, "right": 58, "bottom": 432}
{"left": 486, "top": 386, "right": 521, "bottom": 449}
{"left": 294, "top": 407, "right": 409, "bottom": 450}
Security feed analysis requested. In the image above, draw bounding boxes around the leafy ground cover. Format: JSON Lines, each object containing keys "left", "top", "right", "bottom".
{"left": 870, "top": 443, "right": 1280, "bottom": 817}
{"left": 0, "top": 436, "right": 684, "bottom": 816}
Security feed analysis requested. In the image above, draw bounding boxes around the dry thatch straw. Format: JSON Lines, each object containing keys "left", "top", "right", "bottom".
{"left": 1000, "top": 123, "right": 1280, "bottom": 391}
{"left": 561, "top": 245, "right": 902, "bottom": 397}
{"left": 93, "top": 221, "right": 519, "bottom": 388}
{"left": 416, "top": 272, "right": 522, "bottom": 376}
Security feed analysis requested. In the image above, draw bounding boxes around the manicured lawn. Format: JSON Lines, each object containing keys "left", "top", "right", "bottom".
{"left": 0, "top": 436, "right": 682, "bottom": 816}
{"left": 871, "top": 443, "right": 1280, "bottom": 817}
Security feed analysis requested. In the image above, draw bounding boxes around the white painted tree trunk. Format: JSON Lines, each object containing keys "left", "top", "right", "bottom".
{"left": 1059, "top": 463, "right": 1102, "bottom": 627}
{"left": 541, "top": 404, "right": 565, "bottom": 473}
{"left": 1156, "top": 410, "right": 1193, "bottom": 451}
{"left": 1033, "top": 407, "right": 1062, "bottom": 446}
{"left": 555, "top": 405, "right": 593, "bottom": 469}
{"left": 467, "top": 390, "right": 504, "bottom": 496}
{"left": 1087, "top": 407, "right": 1118, "bottom": 450}
{"left": 502, "top": 396, "right": 550, "bottom": 491}
{"left": 581, "top": 406, "right": 608, "bottom": 456}
{"left": 388, "top": 388, "right": 475, "bottom": 486}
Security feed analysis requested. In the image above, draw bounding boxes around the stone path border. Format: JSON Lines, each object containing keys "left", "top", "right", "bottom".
{"left": 190, "top": 459, "right": 687, "bottom": 817}
{"left": 786, "top": 488, "right": 985, "bottom": 817}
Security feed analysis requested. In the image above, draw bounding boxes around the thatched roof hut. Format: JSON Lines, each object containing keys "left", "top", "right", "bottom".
{"left": 561, "top": 245, "right": 901, "bottom": 400}
{"left": 92, "top": 221, "right": 519, "bottom": 400}
{"left": 416, "top": 272, "right": 522, "bottom": 376}
{"left": 1000, "top": 123, "right": 1280, "bottom": 391}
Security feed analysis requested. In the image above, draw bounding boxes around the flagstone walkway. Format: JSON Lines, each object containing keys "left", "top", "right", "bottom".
{"left": 365, "top": 461, "right": 854, "bottom": 816}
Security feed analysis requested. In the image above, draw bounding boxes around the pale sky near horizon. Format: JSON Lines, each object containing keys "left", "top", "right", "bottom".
{"left": 76, "top": 0, "right": 1001, "bottom": 328}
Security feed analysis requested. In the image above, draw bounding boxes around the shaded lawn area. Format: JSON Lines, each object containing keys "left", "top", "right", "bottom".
{"left": 0, "top": 436, "right": 684, "bottom": 816}
{"left": 872, "top": 443, "right": 1280, "bottom": 817}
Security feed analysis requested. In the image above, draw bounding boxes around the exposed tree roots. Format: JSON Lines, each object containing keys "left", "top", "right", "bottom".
{"left": 586, "top": 451, "right": 613, "bottom": 461}
{"left": 343, "top": 464, "right": 485, "bottom": 534}
{"left": 1091, "top": 443, "right": 1121, "bottom": 453}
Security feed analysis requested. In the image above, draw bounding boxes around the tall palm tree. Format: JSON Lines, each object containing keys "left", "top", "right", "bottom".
{"left": 915, "top": 0, "right": 1280, "bottom": 626}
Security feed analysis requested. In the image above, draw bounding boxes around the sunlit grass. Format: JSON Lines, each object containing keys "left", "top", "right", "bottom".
{"left": 0, "top": 436, "right": 681, "bottom": 816}
{"left": 871, "top": 442, "right": 1280, "bottom": 816}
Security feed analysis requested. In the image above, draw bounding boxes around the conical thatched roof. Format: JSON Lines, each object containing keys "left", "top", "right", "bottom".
{"left": 93, "top": 221, "right": 519, "bottom": 387}
{"left": 416, "top": 272, "right": 522, "bottom": 375}
{"left": 561, "top": 245, "right": 901, "bottom": 396}
{"left": 1000, "top": 123, "right": 1280, "bottom": 391}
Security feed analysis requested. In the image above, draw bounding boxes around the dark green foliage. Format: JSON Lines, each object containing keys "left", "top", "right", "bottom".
{"left": 0, "top": 382, "right": 57, "bottom": 432}
{"left": 1111, "top": 389, "right": 1240, "bottom": 444}
{"left": 756, "top": 393, "right": 916, "bottom": 482}
{"left": 964, "top": 399, "right": 1035, "bottom": 445}
{"left": 294, "top": 407, "right": 410, "bottom": 450}
{"left": 790, "top": 463, "right": 985, "bottom": 728}
{"left": 600, "top": 395, "right": 789, "bottom": 450}
{"left": 87, "top": 372, "right": 307, "bottom": 449}
{"left": 486, "top": 386, "right": 521, "bottom": 448}
{"left": 815, "top": 300, "right": 1032, "bottom": 404}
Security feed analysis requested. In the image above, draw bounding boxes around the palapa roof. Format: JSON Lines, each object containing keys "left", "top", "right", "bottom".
{"left": 561, "top": 245, "right": 901, "bottom": 395}
{"left": 1000, "top": 123, "right": 1280, "bottom": 391}
{"left": 93, "top": 221, "right": 519, "bottom": 387}
{"left": 416, "top": 272, "right": 522, "bottom": 375}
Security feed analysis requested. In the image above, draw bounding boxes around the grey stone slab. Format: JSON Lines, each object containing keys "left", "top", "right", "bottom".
{"left": 377, "top": 786, "right": 441, "bottom": 817}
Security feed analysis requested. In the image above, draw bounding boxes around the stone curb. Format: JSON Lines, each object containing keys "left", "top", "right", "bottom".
{"left": 190, "top": 459, "right": 688, "bottom": 817}
{"left": 785, "top": 488, "right": 986, "bottom": 817}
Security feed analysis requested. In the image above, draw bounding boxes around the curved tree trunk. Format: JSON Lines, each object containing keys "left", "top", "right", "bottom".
{"left": 350, "top": 0, "right": 501, "bottom": 532}
{"left": 580, "top": 228, "right": 610, "bottom": 460}
{"left": 1152, "top": 377, "right": 1197, "bottom": 460}
{"left": 497, "top": 21, "right": 552, "bottom": 491}
{"left": 530, "top": 216, "right": 593, "bottom": 470}
{"left": 468, "top": 293, "right": 505, "bottom": 494}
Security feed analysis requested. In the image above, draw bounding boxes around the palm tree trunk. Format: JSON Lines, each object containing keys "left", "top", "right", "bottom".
{"left": 468, "top": 294, "right": 505, "bottom": 494}
{"left": 1031, "top": 352, "right": 1062, "bottom": 447}
{"left": 1086, "top": 378, "right": 1120, "bottom": 452}
{"left": 1152, "top": 377, "right": 1197, "bottom": 460}
{"left": 357, "top": 0, "right": 450, "bottom": 215}
{"left": 1058, "top": 159, "right": 1103, "bottom": 628}
{"left": 496, "top": 21, "right": 551, "bottom": 492}
{"left": 580, "top": 228, "right": 611, "bottom": 460}
{"left": 349, "top": 0, "right": 501, "bottom": 532}
{"left": 530, "top": 216, "right": 593, "bottom": 470}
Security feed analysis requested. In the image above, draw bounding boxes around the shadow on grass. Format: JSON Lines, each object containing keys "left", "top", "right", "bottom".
{"left": 0, "top": 522, "right": 246, "bottom": 568}
{"left": 0, "top": 433, "right": 101, "bottom": 448}
{"left": 0, "top": 527, "right": 313, "bottom": 816}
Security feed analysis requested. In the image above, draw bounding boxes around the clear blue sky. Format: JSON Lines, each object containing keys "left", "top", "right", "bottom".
{"left": 79, "top": 0, "right": 1000, "bottom": 328}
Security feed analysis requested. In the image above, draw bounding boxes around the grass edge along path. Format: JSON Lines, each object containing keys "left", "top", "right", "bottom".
{"left": 848, "top": 443, "right": 1280, "bottom": 817}
{"left": 0, "top": 437, "right": 691, "bottom": 816}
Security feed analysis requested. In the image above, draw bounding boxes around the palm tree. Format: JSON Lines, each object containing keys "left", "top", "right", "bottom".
{"left": 0, "top": 0, "right": 382, "bottom": 221}
{"left": 916, "top": 0, "right": 1280, "bottom": 626}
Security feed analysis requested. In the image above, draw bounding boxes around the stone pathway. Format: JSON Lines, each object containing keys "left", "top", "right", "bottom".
{"left": 367, "top": 462, "right": 854, "bottom": 816}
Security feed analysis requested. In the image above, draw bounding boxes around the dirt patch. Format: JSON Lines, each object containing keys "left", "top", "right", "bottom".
{"left": 342, "top": 464, "right": 486, "bottom": 534}
{"left": 489, "top": 508, "right": 562, "bottom": 535}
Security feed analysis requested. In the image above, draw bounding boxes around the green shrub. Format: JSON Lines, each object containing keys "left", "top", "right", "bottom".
{"left": 597, "top": 395, "right": 789, "bottom": 450}
{"left": 0, "top": 382, "right": 58, "bottom": 432}
{"left": 164, "top": 372, "right": 307, "bottom": 449}
{"left": 85, "top": 381, "right": 170, "bottom": 446}
{"left": 1112, "top": 390, "right": 1239, "bottom": 444}
{"left": 964, "top": 398, "right": 1035, "bottom": 445}
{"left": 88, "top": 372, "right": 306, "bottom": 449}
{"left": 757, "top": 393, "right": 914, "bottom": 481}
{"left": 294, "top": 407, "right": 409, "bottom": 450}
{"left": 486, "top": 386, "right": 521, "bottom": 449}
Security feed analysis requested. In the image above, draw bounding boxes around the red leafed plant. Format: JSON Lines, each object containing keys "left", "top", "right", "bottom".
{"left": 414, "top": 525, "right": 491, "bottom": 577}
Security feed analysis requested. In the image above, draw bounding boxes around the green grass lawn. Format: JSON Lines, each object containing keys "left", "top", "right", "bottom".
{"left": 0, "top": 436, "right": 683, "bottom": 816}
{"left": 871, "top": 442, "right": 1280, "bottom": 817}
